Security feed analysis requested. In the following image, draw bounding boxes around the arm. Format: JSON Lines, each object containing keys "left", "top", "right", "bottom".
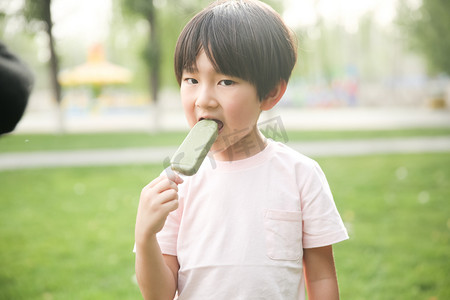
{"left": 135, "top": 174, "right": 183, "bottom": 300}
{"left": 135, "top": 240, "right": 179, "bottom": 300}
{"left": 303, "top": 245, "right": 340, "bottom": 300}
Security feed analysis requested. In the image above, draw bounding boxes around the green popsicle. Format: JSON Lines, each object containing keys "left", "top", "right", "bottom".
{"left": 170, "top": 119, "right": 219, "bottom": 176}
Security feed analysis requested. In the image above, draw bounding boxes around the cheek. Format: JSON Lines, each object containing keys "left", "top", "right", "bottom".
{"left": 180, "top": 92, "right": 197, "bottom": 127}
{"left": 224, "top": 97, "right": 260, "bottom": 128}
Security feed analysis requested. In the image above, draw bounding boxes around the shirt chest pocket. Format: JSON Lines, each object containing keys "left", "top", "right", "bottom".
{"left": 264, "top": 209, "right": 303, "bottom": 261}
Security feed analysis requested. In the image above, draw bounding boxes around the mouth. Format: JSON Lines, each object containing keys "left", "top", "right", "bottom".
{"left": 199, "top": 118, "right": 224, "bottom": 131}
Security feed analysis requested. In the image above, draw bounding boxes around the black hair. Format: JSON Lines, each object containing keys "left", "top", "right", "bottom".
{"left": 174, "top": 0, "right": 297, "bottom": 100}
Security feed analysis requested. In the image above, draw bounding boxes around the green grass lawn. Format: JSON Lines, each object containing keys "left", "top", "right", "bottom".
{"left": 1, "top": 127, "right": 449, "bottom": 153}
{"left": 0, "top": 153, "right": 449, "bottom": 299}
{"left": 0, "top": 132, "right": 188, "bottom": 153}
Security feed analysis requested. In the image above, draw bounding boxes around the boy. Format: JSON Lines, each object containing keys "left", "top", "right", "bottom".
{"left": 135, "top": 1, "right": 349, "bottom": 299}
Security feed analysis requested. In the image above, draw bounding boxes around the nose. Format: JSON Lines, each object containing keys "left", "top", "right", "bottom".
{"left": 195, "top": 85, "right": 219, "bottom": 109}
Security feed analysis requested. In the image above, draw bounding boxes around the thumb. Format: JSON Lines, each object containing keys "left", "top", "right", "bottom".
{"left": 164, "top": 166, "right": 184, "bottom": 185}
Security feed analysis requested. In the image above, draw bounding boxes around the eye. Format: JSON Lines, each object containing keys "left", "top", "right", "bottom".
{"left": 219, "top": 79, "right": 235, "bottom": 86}
{"left": 184, "top": 78, "right": 198, "bottom": 85}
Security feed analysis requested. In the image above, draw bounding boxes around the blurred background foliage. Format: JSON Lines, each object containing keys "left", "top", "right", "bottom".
{"left": 1, "top": 0, "right": 448, "bottom": 109}
{"left": 397, "top": 0, "right": 450, "bottom": 75}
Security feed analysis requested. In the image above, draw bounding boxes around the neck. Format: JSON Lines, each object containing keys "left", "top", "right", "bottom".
{"left": 212, "top": 127, "right": 268, "bottom": 162}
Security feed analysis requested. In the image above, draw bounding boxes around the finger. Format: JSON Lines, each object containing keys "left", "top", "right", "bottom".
{"left": 172, "top": 173, "right": 184, "bottom": 185}
{"left": 145, "top": 175, "right": 165, "bottom": 189}
{"left": 159, "top": 188, "right": 179, "bottom": 204}
{"left": 154, "top": 178, "right": 179, "bottom": 194}
{"left": 161, "top": 199, "right": 179, "bottom": 213}
{"left": 163, "top": 167, "right": 184, "bottom": 185}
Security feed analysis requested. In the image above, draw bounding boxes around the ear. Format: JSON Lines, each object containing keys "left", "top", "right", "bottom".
{"left": 260, "top": 80, "right": 287, "bottom": 111}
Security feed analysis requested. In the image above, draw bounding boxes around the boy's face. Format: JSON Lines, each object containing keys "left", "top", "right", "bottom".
{"left": 180, "top": 51, "right": 265, "bottom": 161}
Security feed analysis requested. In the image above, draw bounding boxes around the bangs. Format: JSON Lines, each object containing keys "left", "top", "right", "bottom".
{"left": 174, "top": 0, "right": 297, "bottom": 99}
{"left": 175, "top": 3, "right": 255, "bottom": 85}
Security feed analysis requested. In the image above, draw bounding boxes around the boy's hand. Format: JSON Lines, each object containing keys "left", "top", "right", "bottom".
{"left": 135, "top": 172, "right": 183, "bottom": 244}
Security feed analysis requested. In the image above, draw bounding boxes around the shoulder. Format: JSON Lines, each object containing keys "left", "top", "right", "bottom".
{"left": 267, "top": 140, "right": 329, "bottom": 186}
{"left": 268, "top": 140, "right": 319, "bottom": 169}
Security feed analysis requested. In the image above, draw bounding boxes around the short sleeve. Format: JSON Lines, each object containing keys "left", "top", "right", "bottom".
{"left": 299, "top": 161, "right": 349, "bottom": 249}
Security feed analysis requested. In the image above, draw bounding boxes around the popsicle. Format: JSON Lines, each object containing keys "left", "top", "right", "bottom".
{"left": 170, "top": 119, "right": 219, "bottom": 176}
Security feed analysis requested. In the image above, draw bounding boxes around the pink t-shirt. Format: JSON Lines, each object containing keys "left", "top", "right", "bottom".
{"left": 157, "top": 140, "right": 348, "bottom": 299}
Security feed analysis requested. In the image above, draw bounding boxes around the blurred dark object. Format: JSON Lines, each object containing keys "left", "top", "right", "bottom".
{"left": 0, "top": 42, "right": 34, "bottom": 135}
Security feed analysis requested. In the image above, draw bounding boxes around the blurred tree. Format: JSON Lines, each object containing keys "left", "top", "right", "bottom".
{"left": 22, "top": 0, "right": 64, "bottom": 132}
{"left": 22, "top": 0, "right": 61, "bottom": 104}
{"left": 397, "top": 0, "right": 450, "bottom": 74}
{"left": 0, "top": 12, "right": 5, "bottom": 38}
{"left": 121, "top": 0, "right": 160, "bottom": 105}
